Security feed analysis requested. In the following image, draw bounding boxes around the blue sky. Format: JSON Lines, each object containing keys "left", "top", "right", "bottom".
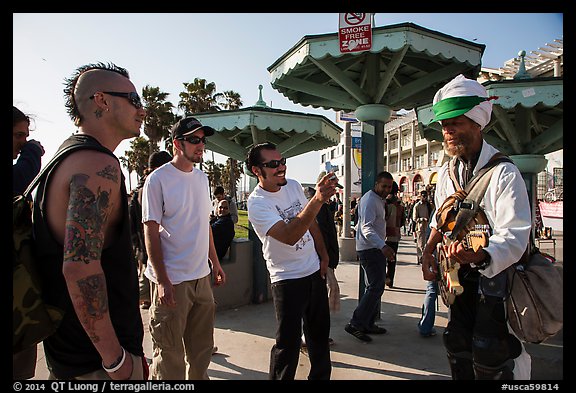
{"left": 13, "top": 13, "right": 563, "bottom": 188}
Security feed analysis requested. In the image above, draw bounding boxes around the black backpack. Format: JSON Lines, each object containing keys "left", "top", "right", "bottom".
{"left": 13, "top": 136, "right": 111, "bottom": 353}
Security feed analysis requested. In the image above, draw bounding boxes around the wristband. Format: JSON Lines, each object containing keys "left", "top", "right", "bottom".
{"left": 473, "top": 253, "right": 491, "bottom": 270}
{"left": 102, "top": 347, "right": 126, "bottom": 373}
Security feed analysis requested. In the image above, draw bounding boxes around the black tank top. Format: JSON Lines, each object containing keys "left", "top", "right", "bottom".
{"left": 33, "top": 134, "right": 144, "bottom": 379}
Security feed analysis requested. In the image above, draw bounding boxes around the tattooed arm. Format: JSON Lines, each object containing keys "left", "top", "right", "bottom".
{"left": 61, "top": 152, "right": 133, "bottom": 380}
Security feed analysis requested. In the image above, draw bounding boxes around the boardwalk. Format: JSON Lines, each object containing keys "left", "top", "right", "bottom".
{"left": 32, "top": 233, "right": 563, "bottom": 380}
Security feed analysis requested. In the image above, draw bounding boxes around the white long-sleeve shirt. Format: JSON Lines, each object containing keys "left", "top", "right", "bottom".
{"left": 430, "top": 140, "right": 531, "bottom": 278}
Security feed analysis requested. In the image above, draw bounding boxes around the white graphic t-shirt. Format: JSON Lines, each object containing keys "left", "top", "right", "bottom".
{"left": 248, "top": 179, "right": 320, "bottom": 283}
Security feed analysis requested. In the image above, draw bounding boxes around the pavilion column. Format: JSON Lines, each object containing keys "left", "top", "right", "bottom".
{"left": 510, "top": 154, "right": 548, "bottom": 240}
{"left": 355, "top": 104, "right": 391, "bottom": 315}
{"left": 248, "top": 125, "right": 270, "bottom": 304}
{"left": 339, "top": 122, "right": 357, "bottom": 261}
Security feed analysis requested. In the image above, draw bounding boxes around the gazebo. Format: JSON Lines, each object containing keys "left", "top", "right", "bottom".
{"left": 416, "top": 51, "right": 563, "bottom": 236}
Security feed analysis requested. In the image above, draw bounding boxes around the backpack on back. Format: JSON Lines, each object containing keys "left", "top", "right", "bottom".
{"left": 13, "top": 137, "right": 112, "bottom": 353}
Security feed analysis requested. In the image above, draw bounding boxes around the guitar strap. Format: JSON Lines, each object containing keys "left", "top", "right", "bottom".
{"left": 447, "top": 152, "right": 513, "bottom": 241}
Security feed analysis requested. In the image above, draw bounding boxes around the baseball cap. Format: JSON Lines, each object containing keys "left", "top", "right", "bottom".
{"left": 171, "top": 117, "right": 215, "bottom": 140}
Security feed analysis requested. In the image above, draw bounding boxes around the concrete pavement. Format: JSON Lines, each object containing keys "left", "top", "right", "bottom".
{"left": 31, "top": 232, "right": 563, "bottom": 380}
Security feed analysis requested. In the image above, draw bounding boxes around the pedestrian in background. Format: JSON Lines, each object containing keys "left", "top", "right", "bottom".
{"left": 210, "top": 198, "right": 236, "bottom": 261}
{"left": 303, "top": 184, "right": 341, "bottom": 348}
{"left": 13, "top": 105, "right": 45, "bottom": 380}
{"left": 211, "top": 185, "right": 239, "bottom": 224}
{"left": 384, "top": 181, "right": 404, "bottom": 288}
{"left": 129, "top": 151, "right": 172, "bottom": 310}
{"left": 412, "top": 190, "right": 434, "bottom": 264}
{"left": 345, "top": 171, "right": 395, "bottom": 343}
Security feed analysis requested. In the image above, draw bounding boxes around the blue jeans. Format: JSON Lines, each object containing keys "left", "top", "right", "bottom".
{"left": 351, "top": 248, "right": 386, "bottom": 330}
{"left": 418, "top": 280, "right": 438, "bottom": 335}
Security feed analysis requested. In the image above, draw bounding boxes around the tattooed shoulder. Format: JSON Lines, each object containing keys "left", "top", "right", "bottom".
{"left": 97, "top": 164, "right": 119, "bottom": 183}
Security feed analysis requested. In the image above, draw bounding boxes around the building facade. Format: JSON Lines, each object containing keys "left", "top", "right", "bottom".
{"left": 319, "top": 37, "right": 563, "bottom": 205}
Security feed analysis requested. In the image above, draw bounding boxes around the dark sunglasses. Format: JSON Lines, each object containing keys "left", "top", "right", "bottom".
{"left": 179, "top": 135, "right": 207, "bottom": 145}
{"left": 260, "top": 157, "right": 286, "bottom": 169}
{"left": 90, "top": 91, "right": 143, "bottom": 109}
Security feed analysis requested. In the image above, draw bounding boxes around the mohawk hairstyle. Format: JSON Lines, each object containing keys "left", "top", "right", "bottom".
{"left": 63, "top": 62, "right": 129, "bottom": 126}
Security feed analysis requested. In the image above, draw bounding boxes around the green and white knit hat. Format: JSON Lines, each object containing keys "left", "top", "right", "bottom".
{"left": 430, "top": 74, "right": 496, "bottom": 129}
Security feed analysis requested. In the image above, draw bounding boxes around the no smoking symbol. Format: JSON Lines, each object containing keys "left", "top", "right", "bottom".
{"left": 345, "top": 13, "right": 365, "bottom": 26}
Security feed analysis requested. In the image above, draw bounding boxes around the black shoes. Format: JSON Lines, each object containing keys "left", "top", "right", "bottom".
{"left": 385, "top": 277, "right": 393, "bottom": 288}
{"left": 365, "top": 325, "right": 387, "bottom": 334}
{"left": 345, "top": 324, "right": 372, "bottom": 342}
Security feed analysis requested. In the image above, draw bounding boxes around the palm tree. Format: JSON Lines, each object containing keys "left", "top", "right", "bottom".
{"left": 203, "top": 160, "right": 224, "bottom": 191}
{"left": 223, "top": 158, "right": 244, "bottom": 201}
{"left": 122, "top": 136, "right": 156, "bottom": 187}
{"left": 178, "top": 78, "right": 222, "bottom": 115}
{"left": 142, "top": 85, "right": 177, "bottom": 154}
{"left": 218, "top": 90, "right": 243, "bottom": 110}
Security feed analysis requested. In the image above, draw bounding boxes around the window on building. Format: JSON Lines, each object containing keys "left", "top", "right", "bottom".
{"left": 430, "top": 151, "right": 439, "bottom": 166}
{"left": 321, "top": 154, "right": 326, "bottom": 163}
{"left": 553, "top": 167, "right": 563, "bottom": 188}
{"left": 537, "top": 171, "right": 547, "bottom": 200}
{"left": 331, "top": 149, "right": 336, "bottom": 159}
{"left": 401, "top": 132, "right": 411, "bottom": 147}
{"left": 415, "top": 154, "right": 424, "bottom": 169}
{"left": 401, "top": 157, "right": 411, "bottom": 172}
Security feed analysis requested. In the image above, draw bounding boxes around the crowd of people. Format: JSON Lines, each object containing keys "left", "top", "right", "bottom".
{"left": 14, "top": 64, "right": 536, "bottom": 381}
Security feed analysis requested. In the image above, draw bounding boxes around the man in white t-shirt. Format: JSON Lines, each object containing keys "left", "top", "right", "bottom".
{"left": 142, "top": 117, "right": 227, "bottom": 380}
{"left": 246, "top": 142, "right": 339, "bottom": 380}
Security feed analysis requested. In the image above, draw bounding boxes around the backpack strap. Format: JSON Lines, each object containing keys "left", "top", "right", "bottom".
{"left": 448, "top": 157, "right": 463, "bottom": 192}
{"left": 22, "top": 135, "right": 114, "bottom": 199}
{"left": 447, "top": 152, "right": 513, "bottom": 240}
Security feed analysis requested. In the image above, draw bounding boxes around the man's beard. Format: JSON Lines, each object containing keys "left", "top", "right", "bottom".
{"left": 442, "top": 132, "right": 473, "bottom": 158}
{"left": 443, "top": 141, "right": 466, "bottom": 157}
{"left": 184, "top": 150, "right": 203, "bottom": 164}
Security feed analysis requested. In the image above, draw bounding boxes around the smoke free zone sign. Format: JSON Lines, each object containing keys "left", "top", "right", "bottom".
{"left": 339, "top": 13, "right": 372, "bottom": 53}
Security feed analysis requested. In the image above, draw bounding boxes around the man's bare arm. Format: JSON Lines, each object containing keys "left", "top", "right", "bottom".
{"left": 61, "top": 157, "right": 132, "bottom": 379}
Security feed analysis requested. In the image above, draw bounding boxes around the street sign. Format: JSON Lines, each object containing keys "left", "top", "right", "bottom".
{"left": 337, "top": 111, "right": 359, "bottom": 123}
{"left": 339, "top": 13, "right": 372, "bottom": 53}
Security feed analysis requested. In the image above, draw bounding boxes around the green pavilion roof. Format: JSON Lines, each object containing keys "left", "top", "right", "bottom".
{"left": 268, "top": 22, "right": 485, "bottom": 113}
{"left": 192, "top": 106, "right": 342, "bottom": 162}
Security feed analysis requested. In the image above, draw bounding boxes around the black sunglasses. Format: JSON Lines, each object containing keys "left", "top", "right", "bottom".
{"left": 260, "top": 157, "right": 287, "bottom": 169}
{"left": 179, "top": 135, "right": 207, "bottom": 145}
{"left": 90, "top": 91, "right": 143, "bottom": 109}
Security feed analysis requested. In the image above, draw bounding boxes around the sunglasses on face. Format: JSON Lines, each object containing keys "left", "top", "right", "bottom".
{"left": 260, "top": 157, "right": 287, "bottom": 169}
{"left": 179, "top": 135, "right": 207, "bottom": 145}
{"left": 90, "top": 91, "right": 143, "bottom": 109}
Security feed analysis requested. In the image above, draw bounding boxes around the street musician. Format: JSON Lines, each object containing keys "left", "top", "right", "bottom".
{"left": 420, "top": 75, "right": 532, "bottom": 380}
